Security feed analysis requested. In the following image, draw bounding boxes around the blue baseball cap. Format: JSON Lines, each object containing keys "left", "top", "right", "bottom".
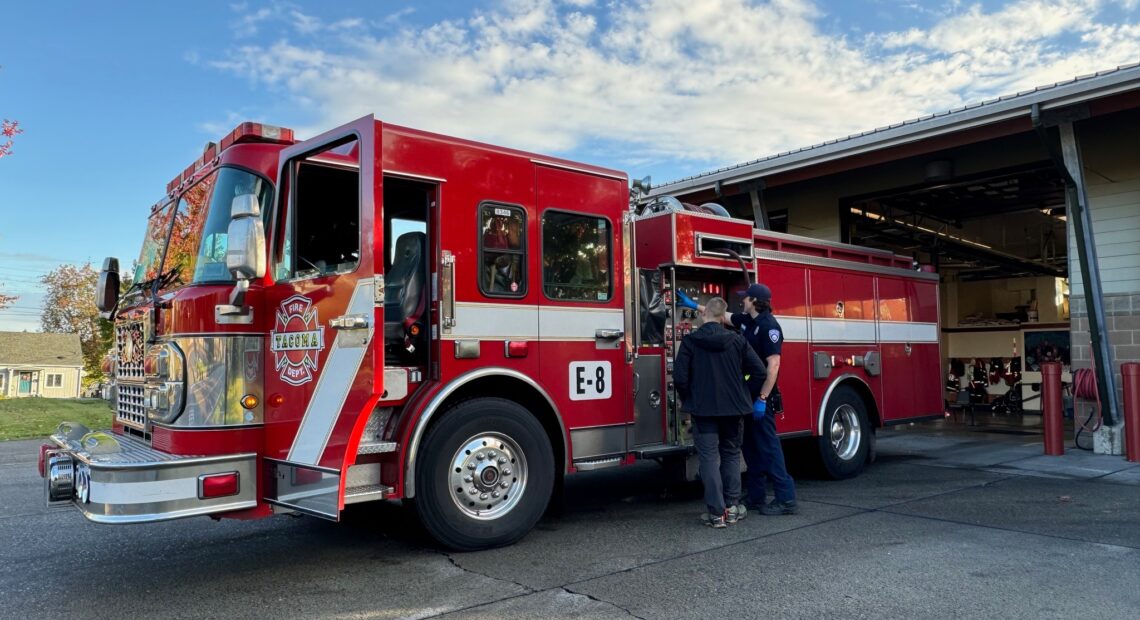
{"left": 738, "top": 283, "right": 772, "bottom": 302}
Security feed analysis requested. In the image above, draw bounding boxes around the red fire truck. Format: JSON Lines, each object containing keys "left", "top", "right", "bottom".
{"left": 41, "top": 116, "right": 942, "bottom": 550}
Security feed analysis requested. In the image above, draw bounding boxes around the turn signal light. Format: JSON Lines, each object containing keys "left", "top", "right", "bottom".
{"left": 240, "top": 394, "right": 259, "bottom": 410}
{"left": 198, "top": 472, "right": 240, "bottom": 499}
{"left": 268, "top": 393, "right": 285, "bottom": 408}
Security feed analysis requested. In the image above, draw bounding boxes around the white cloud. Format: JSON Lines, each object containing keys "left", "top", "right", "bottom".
{"left": 213, "top": 0, "right": 1140, "bottom": 176}
{"left": 383, "top": 7, "right": 416, "bottom": 24}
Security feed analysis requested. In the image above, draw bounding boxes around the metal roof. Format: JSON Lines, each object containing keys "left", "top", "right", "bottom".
{"left": 649, "top": 62, "right": 1140, "bottom": 197}
{"left": 0, "top": 332, "right": 84, "bottom": 367}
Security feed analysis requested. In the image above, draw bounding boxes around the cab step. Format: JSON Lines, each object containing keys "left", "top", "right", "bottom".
{"left": 344, "top": 484, "right": 394, "bottom": 505}
{"left": 357, "top": 441, "right": 397, "bottom": 454}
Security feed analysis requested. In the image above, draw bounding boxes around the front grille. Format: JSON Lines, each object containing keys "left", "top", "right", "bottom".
{"left": 117, "top": 384, "right": 147, "bottom": 430}
{"left": 115, "top": 322, "right": 145, "bottom": 380}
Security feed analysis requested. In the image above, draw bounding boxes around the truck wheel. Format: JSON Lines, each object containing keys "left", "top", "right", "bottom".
{"left": 817, "top": 385, "right": 870, "bottom": 479}
{"left": 415, "top": 398, "right": 554, "bottom": 551}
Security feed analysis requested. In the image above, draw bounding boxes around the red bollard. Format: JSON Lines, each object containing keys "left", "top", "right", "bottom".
{"left": 1041, "top": 362, "right": 1064, "bottom": 456}
{"left": 1124, "top": 363, "right": 1140, "bottom": 463}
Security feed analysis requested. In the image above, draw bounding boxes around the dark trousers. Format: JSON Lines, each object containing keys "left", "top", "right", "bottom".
{"left": 692, "top": 415, "right": 744, "bottom": 516}
{"left": 743, "top": 411, "right": 796, "bottom": 504}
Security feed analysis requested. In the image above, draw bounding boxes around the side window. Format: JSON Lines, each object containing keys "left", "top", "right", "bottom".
{"left": 479, "top": 203, "right": 526, "bottom": 297}
{"left": 47, "top": 374, "right": 62, "bottom": 387}
{"left": 274, "top": 138, "right": 360, "bottom": 280}
{"left": 542, "top": 211, "right": 612, "bottom": 302}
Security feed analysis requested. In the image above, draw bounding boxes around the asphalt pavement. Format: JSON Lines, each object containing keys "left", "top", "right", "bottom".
{"left": 1, "top": 426, "right": 1138, "bottom": 619}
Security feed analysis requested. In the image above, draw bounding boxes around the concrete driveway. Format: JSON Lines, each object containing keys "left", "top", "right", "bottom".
{"left": 2, "top": 429, "right": 1137, "bottom": 619}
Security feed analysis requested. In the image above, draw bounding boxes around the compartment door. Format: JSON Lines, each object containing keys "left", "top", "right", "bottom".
{"left": 535, "top": 165, "right": 631, "bottom": 463}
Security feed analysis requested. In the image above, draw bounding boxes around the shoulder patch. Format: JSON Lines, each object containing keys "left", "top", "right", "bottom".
{"left": 768, "top": 329, "right": 781, "bottom": 343}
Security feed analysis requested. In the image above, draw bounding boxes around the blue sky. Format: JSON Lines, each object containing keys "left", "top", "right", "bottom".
{"left": 1, "top": 0, "right": 1137, "bottom": 330}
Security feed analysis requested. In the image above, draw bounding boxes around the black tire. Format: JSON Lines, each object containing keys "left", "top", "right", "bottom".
{"left": 414, "top": 397, "right": 554, "bottom": 551}
{"left": 816, "top": 385, "right": 871, "bottom": 479}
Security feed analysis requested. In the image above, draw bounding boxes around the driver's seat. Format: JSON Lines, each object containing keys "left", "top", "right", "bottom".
{"left": 384, "top": 232, "right": 427, "bottom": 346}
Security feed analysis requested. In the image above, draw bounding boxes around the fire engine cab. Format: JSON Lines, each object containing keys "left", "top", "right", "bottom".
{"left": 41, "top": 116, "right": 942, "bottom": 550}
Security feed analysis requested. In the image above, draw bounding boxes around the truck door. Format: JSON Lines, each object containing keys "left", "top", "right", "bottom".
{"left": 535, "top": 165, "right": 630, "bottom": 465}
{"left": 261, "top": 116, "right": 382, "bottom": 517}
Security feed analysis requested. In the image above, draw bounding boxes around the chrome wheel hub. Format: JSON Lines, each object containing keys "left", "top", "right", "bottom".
{"left": 830, "top": 404, "right": 862, "bottom": 461}
{"left": 449, "top": 432, "right": 527, "bottom": 520}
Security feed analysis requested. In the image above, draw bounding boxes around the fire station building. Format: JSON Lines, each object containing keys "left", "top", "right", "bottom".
{"left": 649, "top": 63, "right": 1140, "bottom": 455}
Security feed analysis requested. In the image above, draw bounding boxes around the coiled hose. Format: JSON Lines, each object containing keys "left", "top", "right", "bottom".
{"left": 1071, "top": 367, "right": 1101, "bottom": 450}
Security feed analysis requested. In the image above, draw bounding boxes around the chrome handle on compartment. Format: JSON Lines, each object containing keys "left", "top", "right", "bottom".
{"left": 330, "top": 314, "right": 369, "bottom": 330}
{"left": 441, "top": 250, "right": 456, "bottom": 332}
{"left": 595, "top": 328, "right": 624, "bottom": 340}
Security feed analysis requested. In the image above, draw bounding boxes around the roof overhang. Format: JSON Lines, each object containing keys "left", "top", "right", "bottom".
{"left": 649, "top": 64, "right": 1140, "bottom": 198}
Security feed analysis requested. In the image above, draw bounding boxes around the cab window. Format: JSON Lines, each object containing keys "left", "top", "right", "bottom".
{"left": 542, "top": 211, "right": 612, "bottom": 302}
{"left": 479, "top": 203, "right": 526, "bottom": 297}
{"left": 274, "top": 138, "right": 360, "bottom": 281}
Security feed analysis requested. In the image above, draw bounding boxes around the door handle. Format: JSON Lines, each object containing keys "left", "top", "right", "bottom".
{"left": 595, "top": 328, "right": 624, "bottom": 340}
{"left": 330, "top": 314, "right": 369, "bottom": 330}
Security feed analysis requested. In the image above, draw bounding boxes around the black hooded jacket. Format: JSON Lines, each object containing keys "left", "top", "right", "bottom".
{"left": 674, "top": 321, "right": 766, "bottom": 417}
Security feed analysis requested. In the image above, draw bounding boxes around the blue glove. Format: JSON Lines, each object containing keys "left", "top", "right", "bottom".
{"left": 675, "top": 290, "right": 699, "bottom": 310}
{"left": 752, "top": 398, "right": 767, "bottom": 420}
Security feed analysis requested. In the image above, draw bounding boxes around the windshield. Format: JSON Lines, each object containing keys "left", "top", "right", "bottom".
{"left": 160, "top": 167, "right": 273, "bottom": 290}
{"left": 132, "top": 201, "right": 176, "bottom": 285}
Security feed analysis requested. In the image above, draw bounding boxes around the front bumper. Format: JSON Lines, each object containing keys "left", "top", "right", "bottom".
{"left": 42, "top": 423, "right": 257, "bottom": 524}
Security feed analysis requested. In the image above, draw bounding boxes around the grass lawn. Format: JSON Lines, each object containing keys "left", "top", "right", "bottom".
{"left": 0, "top": 398, "right": 113, "bottom": 441}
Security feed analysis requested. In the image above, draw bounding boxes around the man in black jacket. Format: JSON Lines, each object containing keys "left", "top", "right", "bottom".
{"left": 674, "top": 297, "right": 766, "bottom": 528}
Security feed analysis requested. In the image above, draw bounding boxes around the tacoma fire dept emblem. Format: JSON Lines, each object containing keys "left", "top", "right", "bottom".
{"left": 271, "top": 295, "right": 325, "bottom": 386}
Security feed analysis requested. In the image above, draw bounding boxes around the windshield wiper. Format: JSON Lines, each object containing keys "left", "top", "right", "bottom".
{"left": 154, "top": 266, "right": 183, "bottom": 291}
{"left": 119, "top": 265, "right": 181, "bottom": 304}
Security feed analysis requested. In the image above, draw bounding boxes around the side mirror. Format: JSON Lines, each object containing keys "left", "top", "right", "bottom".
{"left": 225, "top": 194, "right": 266, "bottom": 281}
{"left": 95, "top": 257, "right": 120, "bottom": 313}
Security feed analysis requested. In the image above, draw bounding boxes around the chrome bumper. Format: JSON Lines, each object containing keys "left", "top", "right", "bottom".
{"left": 43, "top": 423, "right": 258, "bottom": 524}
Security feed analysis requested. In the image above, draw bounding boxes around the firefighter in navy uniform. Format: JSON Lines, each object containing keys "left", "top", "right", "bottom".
{"left": 733, "top": 283, "right": 798, "bottom": 514}
{"left": 677, "top": 282, "right": 799, "bottom": 515}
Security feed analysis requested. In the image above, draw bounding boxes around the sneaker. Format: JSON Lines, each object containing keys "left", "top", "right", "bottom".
{"left": 759, "top": 500, "right": 799, "bottom": 515}
{"left": 726, "top": 504, "right": 747, "bottom": 524}
{"left": 700, "top": 511, "right": 728, "bottom": 528}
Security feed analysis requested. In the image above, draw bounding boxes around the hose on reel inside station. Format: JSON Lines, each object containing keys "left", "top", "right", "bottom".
{"left": 1071, "top": 367, "right": 1101, "bottom": 451}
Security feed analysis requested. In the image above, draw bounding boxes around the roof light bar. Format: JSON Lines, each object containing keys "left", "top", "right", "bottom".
{"left": 166, "top": 122, "right": 296, "bottom": 195}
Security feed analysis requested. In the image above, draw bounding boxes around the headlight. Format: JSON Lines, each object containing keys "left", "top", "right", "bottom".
{"left": 145, "top": 342, "right": 186, "bottom": 424}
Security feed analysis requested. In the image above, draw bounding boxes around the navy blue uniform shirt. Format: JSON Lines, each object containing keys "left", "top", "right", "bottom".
{"left": 731, "top": 311, "right": 783, "bottom": 359}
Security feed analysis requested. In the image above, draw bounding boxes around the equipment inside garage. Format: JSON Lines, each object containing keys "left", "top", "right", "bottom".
{"left": 839, "top": 161, "right": 1080, "bottom": 436}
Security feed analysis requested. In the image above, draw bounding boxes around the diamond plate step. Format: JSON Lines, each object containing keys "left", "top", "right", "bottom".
{"left": 573, "top": 456, "right": 622, "bottom": 471}
{"left": 344, "top": 484, "right": 393, "bottom": 504}
{"left": 357, "top": 441, "right": 397, "bottom": 455}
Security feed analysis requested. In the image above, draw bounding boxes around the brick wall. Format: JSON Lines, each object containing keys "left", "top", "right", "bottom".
{"left": 1070, "top": 293, "right": 1140, "bottom": 406}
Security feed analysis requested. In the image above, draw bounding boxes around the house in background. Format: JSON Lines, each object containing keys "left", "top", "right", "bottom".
{"left": 0, "top": 332, "right": 84, "bottom": 398}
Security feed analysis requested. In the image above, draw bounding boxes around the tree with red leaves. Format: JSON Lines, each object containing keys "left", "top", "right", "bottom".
{"left": 0, "top": 119, "right": 21, "bottom": 159}
{"left": 1, "top": 64, "right": 21, "bottom": 159}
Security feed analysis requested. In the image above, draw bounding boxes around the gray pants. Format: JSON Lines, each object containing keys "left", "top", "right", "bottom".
{"left": 692, "top": 415, "right": 744, "bottom": 516}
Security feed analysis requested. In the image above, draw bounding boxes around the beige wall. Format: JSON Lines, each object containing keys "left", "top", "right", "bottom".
{"left": 1067, "top": 111, "right": 1140, "bottom": 296}
{"left": 941, "top": 275, "right": 1065, "bottom": 327}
